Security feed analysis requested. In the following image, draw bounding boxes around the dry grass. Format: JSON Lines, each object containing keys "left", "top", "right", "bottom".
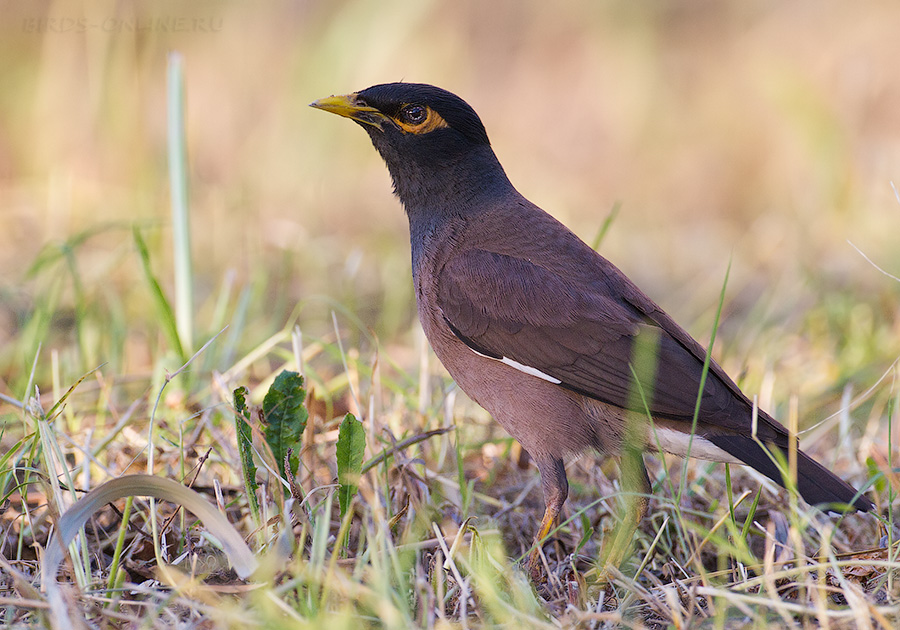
{"left": 1, "top": 1, "right": 899, "bottom": 628}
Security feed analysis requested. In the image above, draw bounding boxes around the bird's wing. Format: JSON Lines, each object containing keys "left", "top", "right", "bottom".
{"left": 437, "top": 247, "right": 760, "bottom": 433}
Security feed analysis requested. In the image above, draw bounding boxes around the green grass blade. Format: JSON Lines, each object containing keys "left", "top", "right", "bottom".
{"left": 590, "top": 201, "right": 621, "bottom": 251}
{"left": 233, "top": 386, "right": 260, "bottom": 524}
{"left": 167, "top": 51, "right": 194, "bottom": 354}
{"left": 680, "top": 257, "right": 732, "bottom": 501}
{"left": 133, "top": 227, "right": 184, "bottom": 361}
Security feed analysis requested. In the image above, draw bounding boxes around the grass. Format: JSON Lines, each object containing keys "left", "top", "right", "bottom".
{"left": 2, "top": 1, "right": 900, "bottom": 628}
{"left": 3, "top": 323, "right": 895, "bottom": 628}
{"left": 3, "top": 163, "right": 897, "bottom": 630}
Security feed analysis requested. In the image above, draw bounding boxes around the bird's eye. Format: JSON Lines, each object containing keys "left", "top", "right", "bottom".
{"left": 400, "top": 104, "right": 427, "bottom": 125}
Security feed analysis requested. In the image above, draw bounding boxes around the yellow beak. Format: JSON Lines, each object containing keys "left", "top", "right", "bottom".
{"left": 309, "top": 93, "right": 387, "bottom": 130}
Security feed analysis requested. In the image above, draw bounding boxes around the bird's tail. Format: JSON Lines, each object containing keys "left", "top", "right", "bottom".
{"left": 707, "top": 435, "right": 873, "bottom": 512}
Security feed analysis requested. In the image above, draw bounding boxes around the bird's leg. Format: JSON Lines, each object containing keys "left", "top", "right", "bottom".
{"left": 598, "top": 446, "right": 650, "bottom": 580}
{"left": 526, "top": 457, "right": 568, "bottom": 582}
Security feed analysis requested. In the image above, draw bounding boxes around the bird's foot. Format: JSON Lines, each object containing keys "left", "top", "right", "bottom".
{"left": 525, "top": 548, "right": 547, "bottom": 584}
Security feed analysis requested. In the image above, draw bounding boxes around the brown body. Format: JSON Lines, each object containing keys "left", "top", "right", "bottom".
{"left": 311, "top": 82, "right": 873, "bottom": 578}
{"left": 415, "top": 201, "right": 631, "bottom": 462}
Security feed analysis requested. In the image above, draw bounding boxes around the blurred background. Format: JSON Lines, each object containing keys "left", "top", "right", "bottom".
{"left": 1, "top": 0, "right": 899, "bottom": 425}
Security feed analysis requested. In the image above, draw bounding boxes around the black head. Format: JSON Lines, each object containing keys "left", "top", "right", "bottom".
{"left": 311, "top": 83, "right": 511, "bottom": 213}
{"left": 311, "top": 82, "right": 490, "bottom": 146}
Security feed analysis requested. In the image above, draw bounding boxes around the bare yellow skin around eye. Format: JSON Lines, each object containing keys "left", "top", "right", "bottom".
{"left": 393, "top": 107, "right": 450, "bottom": 134}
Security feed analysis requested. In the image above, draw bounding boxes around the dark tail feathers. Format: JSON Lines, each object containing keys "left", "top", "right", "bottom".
{"left": 708, "top": 435, "right": 873, "bottom": 512}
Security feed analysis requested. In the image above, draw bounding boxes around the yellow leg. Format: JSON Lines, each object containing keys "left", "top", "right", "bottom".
{"left": 526, "top": 503, "right": 560, "bottom": 582}
{"left": 526, "top": 457, "right": 568, "bottom": 583}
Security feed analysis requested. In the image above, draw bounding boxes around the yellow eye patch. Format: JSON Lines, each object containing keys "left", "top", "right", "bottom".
{"left": 392, "top": 106, "right": 450, "bottom": 135}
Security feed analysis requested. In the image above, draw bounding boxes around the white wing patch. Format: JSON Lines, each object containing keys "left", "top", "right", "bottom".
{"left": 464, "top": 346, "right": 562, "bottom": 384}
{"left": 652, "top": 427, "right": 741, "bottom": 463}
{"left": 499, "top": 356, "right": 562, "bottom": 384}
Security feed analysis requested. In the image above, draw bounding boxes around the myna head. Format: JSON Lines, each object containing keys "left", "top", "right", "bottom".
{"left": 311, "top": 83, "right": 511, "bottom": 211}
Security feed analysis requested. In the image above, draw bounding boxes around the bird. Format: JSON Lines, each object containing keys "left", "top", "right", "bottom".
{"left": 310, "top": 82, "right": 873, "bottom": 578}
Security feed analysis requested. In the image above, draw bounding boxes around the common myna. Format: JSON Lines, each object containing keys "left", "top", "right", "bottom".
{"left": 311, "top": 82, "right": 873, "bottom": 576}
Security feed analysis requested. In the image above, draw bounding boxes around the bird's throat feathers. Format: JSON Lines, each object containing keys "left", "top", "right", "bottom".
{"left": 368, "top": 134, "right": 514, "bottom": 221}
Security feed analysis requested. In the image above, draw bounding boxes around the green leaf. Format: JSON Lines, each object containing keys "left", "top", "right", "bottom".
{"left": 262, "top": 371, "right": 308, "bottom": 479}
{"left": 336, "top": 413, "right": 365, "bottom": 520}
{"left": 233, "top": 386, "right": 260, "bottom": 522}
{"left": 866, "top": 457, "right": 887, "bottom": 494}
